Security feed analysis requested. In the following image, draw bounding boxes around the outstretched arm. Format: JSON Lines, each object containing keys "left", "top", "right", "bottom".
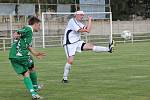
{"left": 28, "top": 47, "right": 46, "bottom": 59}
{"left": 78, "top": 16, "right": 92, "bottom": 33}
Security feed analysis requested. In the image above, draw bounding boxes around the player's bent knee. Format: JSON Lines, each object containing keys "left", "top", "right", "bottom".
{"left": 67, "top": 56, "right": 74, "bottom": 65}
{"left": 22, "top": 71, "right": 30, "bottom": 77}
{"left": 68, "top": 61, "right": 73, "bottom": 65}
{"left": 29, "top": 64, "right": 35, "bottom": 71}
{"left": 67, "top": 59, "right": 73, "bottom": 65}
{"left": 83, "top": 43, "right": 94, "bottom": 50}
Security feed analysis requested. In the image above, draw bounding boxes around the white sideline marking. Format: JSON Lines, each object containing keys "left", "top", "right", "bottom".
{"left": 0, "top": 62, "right": 9, "bottom": 64}
{"left": 130, "top": 75, "right": 148, "bottom": 79}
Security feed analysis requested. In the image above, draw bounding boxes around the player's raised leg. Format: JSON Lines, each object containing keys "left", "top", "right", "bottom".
{"left": 83, "top": 42, "right": 114, "bottom": 53}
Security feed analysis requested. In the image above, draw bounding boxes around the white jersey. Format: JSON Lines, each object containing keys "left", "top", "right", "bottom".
{"left": 63, "top": 18, "right": 85, "bottom": 45}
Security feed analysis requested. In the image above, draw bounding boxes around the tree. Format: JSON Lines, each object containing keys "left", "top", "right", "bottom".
{"left": 110, "top": 0, "right": 130, "bottom": 20}
{"left": 111, "top": 0, "right": 150, "bottom": 20}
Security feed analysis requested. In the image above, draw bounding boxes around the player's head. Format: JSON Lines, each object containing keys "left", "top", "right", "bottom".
{"left": 28, "top": 16, "right": 41, "bottom": 32}
{"left": 74, "top": 11, "right": 85, "bottom": 21}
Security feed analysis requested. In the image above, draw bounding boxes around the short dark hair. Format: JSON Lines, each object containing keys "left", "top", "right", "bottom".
{"left": 28, "top": 16, "right": 41, "bottom": 25}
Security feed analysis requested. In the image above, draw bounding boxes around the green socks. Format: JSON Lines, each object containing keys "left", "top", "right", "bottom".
{"left": 30, "top": 71, "right": 38, "bottom": 85}
{"left": 30, "top": 71, "right": 39, "bottom": 90}
{"left": 23, "top": 77, "right": 37, "bottom": 95}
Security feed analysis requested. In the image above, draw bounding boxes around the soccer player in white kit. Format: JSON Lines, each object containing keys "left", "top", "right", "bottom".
{"left": 62, "top": 11, "right": 114, "bottom": 83}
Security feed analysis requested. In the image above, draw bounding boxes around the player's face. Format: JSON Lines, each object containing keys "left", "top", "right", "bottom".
{"left": 34, "top": 23, "right": 40, "bottom": 32}
{"left": 76, "top": 14, "right": 84, "bottom": 21}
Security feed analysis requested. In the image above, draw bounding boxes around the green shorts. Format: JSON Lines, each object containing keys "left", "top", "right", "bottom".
{"left": 9, "top": 56, "right": 34, "bottom": 74}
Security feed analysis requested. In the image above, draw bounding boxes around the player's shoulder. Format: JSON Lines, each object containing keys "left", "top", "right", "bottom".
{"left": 69, "top": 18, "right": 74, "bottom": 21}
{"left": 68, "top": 18, "right": 74, "bottom": 23}
{"left": 25, "top": 25, "right": 32, "bottom": 31}
{"left": 68, "top": 18, "right": 78, "bottom": 27}
{"left": 17, "top": 25, "right": 32, "bottom": 36}
{"left": 22, "top": 25, "right": 33, "bottom": 34}
{"left": 18, "top": 25, "right": 31, "bottom": 31}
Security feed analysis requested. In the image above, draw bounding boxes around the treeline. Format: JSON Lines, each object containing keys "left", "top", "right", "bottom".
{"left": 111, "top": 0, "right": 150, "bottom": 20}
{"left": 0, "top": 0, "right": 149, "bottom": 20}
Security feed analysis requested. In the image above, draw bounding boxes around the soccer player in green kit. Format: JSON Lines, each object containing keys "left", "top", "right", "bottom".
{"left": 9, "top": 16, "right": 45, "bottom": 99}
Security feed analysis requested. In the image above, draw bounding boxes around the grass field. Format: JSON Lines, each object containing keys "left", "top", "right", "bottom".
{"left": 0, "top": 42, "right": 150, "bottom": 100}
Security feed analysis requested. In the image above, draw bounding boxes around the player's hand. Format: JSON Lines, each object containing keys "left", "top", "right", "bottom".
{"left": 13, "top": 32, "right": 21, "bottom": 39}
{"left": 36, "top": 52, "right": 46, "bottom": 59}
{"left": 88, "top": 16, "right": 92, "bottom": 20}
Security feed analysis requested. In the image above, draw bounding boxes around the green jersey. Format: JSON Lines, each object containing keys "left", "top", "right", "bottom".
{"left": 9, "top": 25, "right": 33, "bottom": 59}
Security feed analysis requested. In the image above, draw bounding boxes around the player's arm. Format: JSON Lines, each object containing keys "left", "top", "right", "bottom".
{"left": 13, "top": 28, "right": 28, "bottom": 39}
{"left": 28, "top": 47, "right": 45, "bottom": 59}
{"left": 25, "top": 30, "right": 45, "bottom": 59}
{"left": 78, "top": 16, "right": 92, "bottom": 33}
{"left": 13, "top": 31, "right": 21, "bottom": 40}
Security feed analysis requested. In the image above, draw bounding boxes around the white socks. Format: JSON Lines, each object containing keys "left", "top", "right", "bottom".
{"left": 63, "top": 63, "right": 71, "bottom": 80}
{"left": 92, "top": 46, "right": 109, "bottom": 52}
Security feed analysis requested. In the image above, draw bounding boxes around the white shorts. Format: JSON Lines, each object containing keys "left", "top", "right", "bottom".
{"left": 64, "top": 41, "right": 85, "bottom": 58}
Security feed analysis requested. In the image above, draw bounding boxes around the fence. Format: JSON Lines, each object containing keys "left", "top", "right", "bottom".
{"left": 0, "top": 14, "right": 150, "bottom": 37}
{"left": 0, "top": 16, "right": 150, "bottom": 51}
{"left": 113, "top": 20, "right": 150, "bottom": 34}
{"left": 1, "top": 33, "right": 150, "bottom": 51}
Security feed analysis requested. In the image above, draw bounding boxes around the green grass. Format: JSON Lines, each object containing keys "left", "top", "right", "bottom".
{"left": 0, "top": 42, "right": 150, "bottom": 100}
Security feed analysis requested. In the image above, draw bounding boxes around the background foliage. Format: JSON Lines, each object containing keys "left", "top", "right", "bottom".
{"left": 0, "top": 0, "right": 149, "bottom": 20}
